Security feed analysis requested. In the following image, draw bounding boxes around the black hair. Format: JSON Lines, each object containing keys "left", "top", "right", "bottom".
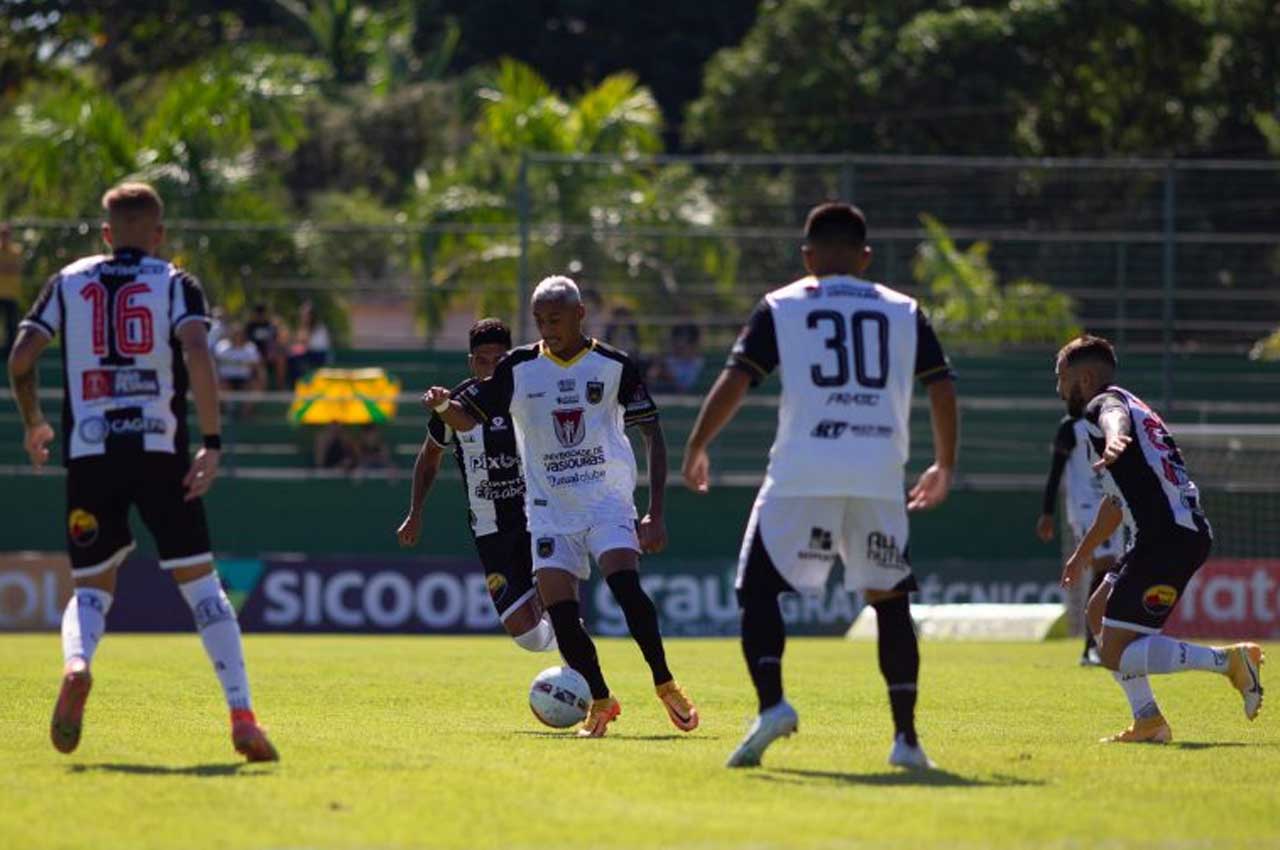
{"left": 804, "top": 202, "right": 867, "bottom": 247}
{"left": 1057, "top": 335, "right": 1117, "bottom": 370}
{"left": 469, "top": 317, "right": 512, "bottom": 351}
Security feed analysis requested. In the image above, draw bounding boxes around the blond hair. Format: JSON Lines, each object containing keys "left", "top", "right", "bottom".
{"left": 101, "top": 182, "right": 164, "bottom": 222}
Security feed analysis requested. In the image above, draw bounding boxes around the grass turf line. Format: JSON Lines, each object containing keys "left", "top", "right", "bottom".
{"left": 1, "top": 634, "right": 1277, "bottom": 850}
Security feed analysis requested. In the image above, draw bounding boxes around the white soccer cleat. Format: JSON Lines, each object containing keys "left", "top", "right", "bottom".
{"left": 725, "top": 700, "right": 798, "bottom": 768}
{"left": 888, "top": 733, "right": 936, "bottom": 770}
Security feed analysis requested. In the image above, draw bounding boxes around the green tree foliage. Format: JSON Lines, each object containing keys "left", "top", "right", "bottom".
{"left": 913, "top": 214, "right": 1080, "bottom": 347}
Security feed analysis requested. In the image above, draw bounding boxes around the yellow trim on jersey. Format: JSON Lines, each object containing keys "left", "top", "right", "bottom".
{"left": 730, "top": 353, "right": 768, "bottom": 378}
{"left": 540, "top": 337, "right": 595, "bottom": 368}
{"left": 915, "top": 364, "right": 951, "bottom": 381}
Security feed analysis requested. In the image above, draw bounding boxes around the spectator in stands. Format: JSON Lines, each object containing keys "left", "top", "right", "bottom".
{"left": 314, "top": 421, "right": 357, "bottom": 471}
{"left": 603, "top": 305, "right": 646, "bottom": 374}
{"left": 581, "top": 288, "right": 604, "bottom": 338}
{"left": 215, "top": 323, "right": 264, "bottom": 417}
{"left": 648, "top": 322, "right": 705, "bottom": 394}
{"left": 0, "top": 223, "right": 22, "bottom": 358}
{"left": 246, "top": 302, "right": 287, "bottom": 389}
{"left": 288, "top": 299, "right": 332, "bottom": 385}
{"left": 355, "top": 423, "right": 393, "bottom": 471}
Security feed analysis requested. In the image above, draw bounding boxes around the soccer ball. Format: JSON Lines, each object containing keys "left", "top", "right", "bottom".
{"left": 529, "top": 666, "right": 591, "bottom": 728}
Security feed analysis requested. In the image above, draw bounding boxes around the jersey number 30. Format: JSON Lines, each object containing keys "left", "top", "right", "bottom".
{"left": 806, "top": 310, "right": 888, "bottom": 389}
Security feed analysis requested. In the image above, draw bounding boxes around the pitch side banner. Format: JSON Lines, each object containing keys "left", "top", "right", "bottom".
{"left": 1165, "top": 559, "right": 1280, "bottom": 640}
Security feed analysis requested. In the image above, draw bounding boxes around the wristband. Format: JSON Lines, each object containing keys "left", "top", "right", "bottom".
{"left": 432, "top": 399, "right": 451, "bottom": 414}
{"left": 202, "top": 434, "right": 222, "bottom": 450}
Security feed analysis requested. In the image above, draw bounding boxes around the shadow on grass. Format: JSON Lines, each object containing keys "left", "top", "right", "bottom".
{"left": 69, "top": 762, "right": 260, "bottom": 777}
{"left": 754, "top": 768, "right": 1044, "bottom": 788}
{"left": 512, "top": 731, "right": 704, "bottom": 741}
{"left": 1168, "top": 741, "right": 1254, "bottom": 751}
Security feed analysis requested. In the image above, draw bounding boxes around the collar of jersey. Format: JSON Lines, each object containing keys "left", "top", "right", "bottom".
{"left": 540, "top": 338, "right": 595, "bottom": 368}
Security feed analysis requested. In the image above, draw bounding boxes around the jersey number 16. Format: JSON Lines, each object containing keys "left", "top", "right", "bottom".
{"left": 81, "top": 280, "right": 154, "bottom": 364}
{"left": 806, "top": 309, "right": 888, "bottom": 389}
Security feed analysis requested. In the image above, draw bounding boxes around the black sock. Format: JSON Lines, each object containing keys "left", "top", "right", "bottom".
{"left": 605, "top": 570, "right": 672, "bottom": 686}
{"left": 1083, "top": 570, "right": 1106, "bottom": 653}
{"left": 739, "top": 587, "right": 786, "bottom": 713}
{"left": 546, "top": 600, "right": 609, "bottom": 700}
{"left": 874, "top": 594, "right": 919, "bottom": 747}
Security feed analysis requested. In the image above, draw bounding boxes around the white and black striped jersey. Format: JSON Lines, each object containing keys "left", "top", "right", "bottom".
{"left": 1051, "top": 416, "right": 1107, "bottom": 528}
{"left": 1083, "top": 386, "right": 1210, "bottom": 540}
{"left": 20, "top": 248, "right": 210, "bottom": 463}
{"left": 729, "top": 275, "right": 954, "bottom": 500}
{"left": 458, "top": 339, "right": 658, "bottom": 535}
{"left": 427, "top": 377, "right": 527, "bottom": 538}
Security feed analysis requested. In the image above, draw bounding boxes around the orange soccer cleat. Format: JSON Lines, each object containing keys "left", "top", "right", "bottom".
{"left": 577, "top": 697, "right": 622, "bottom": 738}
{"left": 231, "top": 709, "right": 280, "bottom": 762}
{"left": 655, "top": 680, "right": 699, "bottom": 732}
{"left": 50, "top": 658, "right": 93, "bottom": 754}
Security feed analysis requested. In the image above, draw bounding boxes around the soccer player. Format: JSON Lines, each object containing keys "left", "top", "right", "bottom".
{"left": 396, "top": 318, "right": 556, "bottom": 652}
{"left": 6, "top": 183, "right": 278, "bottom": 762}
{"left": 1035, "top": 413, "right": 1125, "bottom": 666}
{"left": 683, "top": 202, "right": 958, "bottom": 769}
{"left": 424, "top": 276, "right": 699, "bottom": 737}
{"left": 1056, "top": 335, "right": 1264, "bottom": 743}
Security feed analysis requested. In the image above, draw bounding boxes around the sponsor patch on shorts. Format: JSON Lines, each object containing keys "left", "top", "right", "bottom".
{"left": 486, "top": 572, "right": 507, "bottom": 595}
{"left": 68, "top": 509, "right": 99, "bottom": 547}
{"left": 1142, "top": 584, "right": 1178, "bottom": 616}
{"left": 537, "top": 537, "right": 555, "bottom": 558}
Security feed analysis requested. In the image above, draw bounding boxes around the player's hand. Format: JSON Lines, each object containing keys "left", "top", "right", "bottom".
{"left": 908, "top": 463, "right": 953, "bottom": 511}
{"left": 422, "top": 386, "right": 451, "bottom": 412}
{"left": 1035, "top": 513, "right": 1056, "bottom": 543}
{"left": 23, "top": 421, "right": 54, "bottom": 469}
{"left": 1060, "top": 548, "right": 1091, "bottom": 588}
{"left": 1092, "top": 434, "right": 1131, "bottom": 471}
{"left": 397, "top": 512, "right": 422, "bottom": 547}
{"left": 183, "top": 447, "right": 220, "bottom": 501}
{"left": 638, "top": 513, "right": 667, "bottom": 554}
{"left": 682, "top": 446, "right": 711, "bottom": 494}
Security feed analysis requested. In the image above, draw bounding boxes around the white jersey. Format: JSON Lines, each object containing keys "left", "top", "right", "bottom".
{"left": 458, "top": 339, "right": 658, "bottom": 535}
{"left": 729, "top": 275, "right": 953, "bottom": 499}
{"left": 21, "top": 249, "right": 210, "bottom": 462}
{"left": 1048, "top": 416, "right": 1107, "bottom": 528}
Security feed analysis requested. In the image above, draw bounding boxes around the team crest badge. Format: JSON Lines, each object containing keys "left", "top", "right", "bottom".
{"left": 537, "top": 537, "right": 555, "bottom": 558}
{"left": 586, "top": 381, "right": 604, "bottom": 405}
{"left": 1142, "top": 584, "right": 1178, "bottom": 616}
{"left": 552, "top": 408, "right": 585, "bottom": 448}
{"left": 68, "top": 509, "right": 99, "bottom": 547}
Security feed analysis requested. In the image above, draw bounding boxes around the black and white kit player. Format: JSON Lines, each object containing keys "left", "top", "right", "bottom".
{"left": 6, "top": 182, "right": 277, "bottom": 761}
{"left": 1036, "top": 413, "right": 1127, "bottom": 665}
{"left": 397, "top": 318, "right": 556, "bottom": 651}
{"left": 684, "top": 203, "right": 959, "bottom": 770}
{"left": 425, "top": 276, "right": 699, "bottom": 737}
{"left": 1056, "top": 335, "right": 1264, "bottom": 744}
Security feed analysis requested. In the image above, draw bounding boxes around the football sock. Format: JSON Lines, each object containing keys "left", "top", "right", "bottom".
{"left": 179, "top": 573, "right": 252, "bottom": 711}
{"left": 1118, "top": 635, "right": 1228, "bottom": 676}
{"left": 1112, "top": 671, "right": 1161, "bottom": 720}
{"left": 62, "top": 587, "right": 112, "bottom": 666}
{"left": 512, "top": 614, "right": 558, "bottom": 652}
{"left": 738, "top": 586, "right": 786, "bottom": 713}
{"left": 546, "top": 600, "right": 609, "bottom": 699}
{"left": 605, "top": 570, "right": 673, "bottom": 686}
{"left": 873, "top": 594, "right": 920, "bottom": 747}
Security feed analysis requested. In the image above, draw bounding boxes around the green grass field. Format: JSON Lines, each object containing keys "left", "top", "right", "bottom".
{"left": 1, "top": 634, "right": 1277, "bottom": 850}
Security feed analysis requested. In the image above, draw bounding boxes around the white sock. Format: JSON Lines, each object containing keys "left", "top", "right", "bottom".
{"left": 1119, "top": 635, "right": 1227, "bottom": 676}
{"left": 1111, "top": 671, "right": 1161, "bottom": 719}
{"left": 61, "top": 588, "right": 112, "bottom": 666}
{"left": 513, "top": 614, "right": 558, "bottom": 652}
{"left": 179, "top": 573, "right": 252, "bottom": 712}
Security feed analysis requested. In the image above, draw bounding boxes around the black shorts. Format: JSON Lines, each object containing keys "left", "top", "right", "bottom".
{"left": 473, "top": 529, "right": 536, "bottom": 620}
{"left": 65, "top": 453, "right": 212, "bottom": 578}
{"left": 1102, "top": 521, "right": 1212, "bottom": 635}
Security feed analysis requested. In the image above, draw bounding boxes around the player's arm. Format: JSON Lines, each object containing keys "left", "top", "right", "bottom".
{"left": 424, "top": 361, "right": 514, "bottom": 433}
{"left": 636, "top": 417, "right": 667, "bottom": 553}
{"left": 684, "top": 299, "right": 777, "bottom": 494}
{"left": 7, "top": 326, "right": 53, "bottom": 468}
{"left": 1061, "top": 497, "right": 1122, "bottom": 588}
{"left": 177, "top": 321, "right": 221, "bottom": 501}
{"left": 1091, "top": 394, "right": 1132, "bottom": 470}
{"left": 397, "top": 431, "right": 446, "bottom": 547}
{"left": 1037, "top": 418, "right": 1075, "bottom": 542}
{"left": 908, "top": 308, "right": 958, "bottom": 511}
{"left": 422, "top": 389, "right": 478, "bottom": 432}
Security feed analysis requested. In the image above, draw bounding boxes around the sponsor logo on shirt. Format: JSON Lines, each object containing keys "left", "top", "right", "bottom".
{"left": 490, "top": 416, "right": 509, "bottom": 431}
{"left": 798, "top": 526, "right": 836, "bottom": 562}
{"left": 558, "top": 379, "right": 575, "bottom": 392}
{"left": 586, "top": 381, "right": 604, "bottom": 404}
{"left": 470, "top": 453, "right": 521, "bottom": 473}
{"left": 551, "top": 408, "right": 586, "bottom": 448}
{"left": 68, "top": 509, "right": 99, "bottom": 547}
{"left": 78, "top": 414, "right": 167, "bottom": 443}
{"left": 82, "top": 368, "right": 160, "bottom": 402}
{"left": 866, "top": 532, "right": 909, "bottom": 570}
{"left": 473, "top": 480, "right": 526, "bottom": 501}
{"left": 825, "top": 391, "right": 880, "bottom": 407}
{"left": 810, "top": 420, "right": 893, "bottom": 439}
{"left": 557, "top": 395, "right": 580, "bottom": 405}
{"left": 543, "top": 446, "right": 605, "bottom": 474}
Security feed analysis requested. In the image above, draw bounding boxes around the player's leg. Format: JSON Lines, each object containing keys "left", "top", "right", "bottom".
{"left": 52, "top": 460, "right": 135, "bottom": 754}
{"left": 138, "top": 454, "right": 277, "bottom": 761}
{"left": 1088, "top": 574, "right": 1169, "bottom": 742}
{"left": 595, "top": 526, "right": 697, "bottom": 732}
{"left": 534, "top": 534, "right": 618, "bottom": 736}
{"left": 1080, "top": 550, "right": 1115, "bottom": 665}
{"left": 845, "top": 497, "right": 932, "bottom": 769}
{"left": 477, "top": 531, "right": 555, "bottom": 652}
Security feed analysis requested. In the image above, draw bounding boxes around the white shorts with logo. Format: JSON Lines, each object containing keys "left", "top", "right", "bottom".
{"left": 531, "top": 521, "right": 640, "bottom": 580}
{"left": 736, "top": 494, "right": 915, "bottom": 593}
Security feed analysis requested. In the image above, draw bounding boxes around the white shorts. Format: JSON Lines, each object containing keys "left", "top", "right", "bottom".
{"left": 736, "top": 494, "right": 916, "bottom": 594}
{"left": 531, "top": 521, "right": 640, "bottom": 580}
{"left": 1068, "top": 519, "right": 1125, "bottom": 560}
